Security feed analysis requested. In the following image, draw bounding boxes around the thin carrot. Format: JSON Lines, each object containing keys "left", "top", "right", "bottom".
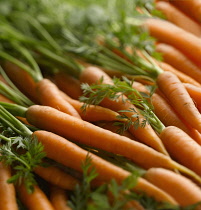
{"left": 156, "top": 43, "right": 201, "bottom": 84}
{"left": 160, "top": 126, "right": 201, "bottom": 177}
{"left": 0, "top": 162, "right": 18, "bottom": 210}
{"left": 144, "top": 167, "right": 201, "bottom": 207}
{"left": 54, "top": 71, "right": 82, "bottom": 100}
{"left": 144, "top": 18, "right": 201, "bottom": 65}
{"left": 34, "top": 165, "right": 79, "bottom": 190}
{"left": 33, "top": 130, "right": 177, "bottom": 204}
{"left": 17, "top": 183, "right": 55, "bottom": 210}
{"left": 0, "top": 93, "right": 14, "bottom": 103}
{"left": 155, "top": 1, "right": 201, "bottom": 37}
{"left": 36, "top": 79, "right": 81, "bottom": 119}
{"left": 50, "top": 185, "right": 72, "bottom": 210}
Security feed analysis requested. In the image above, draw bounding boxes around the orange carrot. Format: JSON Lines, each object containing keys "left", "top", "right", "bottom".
{"left": 0, "top": 162, "right": 18, "bottom": 210}
{"left": 156, "top": 71, "right": 201, "bottom": 133}
{"left": 50, "top": 185, "right": 72, "bottom": 210}
{"left": 33, "top": 130, "right": 177, "bottom": 204}
{"left": 144, "top": 167, "right": 201, "bottom": 207}
{"left": 0, "top": 94, "right": 15, "bottom": 103}
{"left": 79, "top": 66, "right": 168, "bottom": 155}
{"left": 34, "top": 165, "right": 79, "bottom": 190}
{"left": 36, "top": 79, "right": 81, "bottom": 119}
{"left": 155, "top": 1, "right": 201, "bottom": 37}
{"left": 160, "top": 126, "right": 201, "bottom": 177}
{"left": 144, "top": 18, "right": 201, "bottom": 65}
{"left": 54, "top": 71, "right": 82, "bottom": 100}
{"left": 156, "top": 43, "right": 201, "bottom": 84}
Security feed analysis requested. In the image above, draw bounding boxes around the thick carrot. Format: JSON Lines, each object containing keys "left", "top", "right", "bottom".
{"left": 36, "top": 79, "right": 81, "bottom": 119}
{"left": 155, "top": 1, "right": 201, "bottom": 37}
{"left": 156, "top": 43, "right": 201, "bottom": 84}
{"left": 34, "top": 165, "right": 79, "bottom": 190}
{"left": 156, "top": 71, "right": 201, "bottom": 133}
{"left": 17, "top": 184, "right": 55, "bottom": 210}
{"left": 0, "top": 162, "right": 18, "bottom": 210}
{"left": 144, "top": 168, "right": 201, "bottom": 207}
{"left": 144, "top": 18, "right": 201, "bottom": 65}
{"left": 50, "top": 185, "right": 71, "bottom": 210}
{"left": 33, "top": 130, "right": 177, "bottom": 204}
{"left": 160, "top": 126, "right": 201, "bottom": 177}
{"left": 61, "top": 92, "right": 122, "bottom": 122}
{"left": 54, "top": 71, "right": 82, "bottom": 100}
{"left": 25, "top": 105, "right": 201, "bottom": 183}
{"left": 79, "top": 66, "right": 168, "bottom": 155}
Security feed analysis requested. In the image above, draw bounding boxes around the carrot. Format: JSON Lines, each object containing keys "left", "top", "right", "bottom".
{"left": 17, "top": 183, "right": 55, "bottom": 210}
{"left": 160, "top": 126, "right": 201, "bottom": 177}
{"left": 34, "top": 165, "right": 79, "bottom": 190}
{"left": 36, "top": 79, "right": 81, "bottom": 119}
{"left": 60, "top": 92, "right": 122, "bottom": 122}
{"left": 0, "top": 162, "right": 18, "bottom": 210}
{"left": 156, "top": 43, "right": 201, "bottom": 84}
{"left": 50, "top": 185, "right": 72, "bottom": 210}
{"left": 144, "top": 167, "right": 201, "bottom": 207}
{"left": 170, "top": 0, "right": 201, "bottom": 23}
{"left": 0, "top": 93, "right": 15, "bottom": 103}
{"left": 33, "top": 130, "right": 177, "bottom": 204}
{"left": 155, "top": 1, "right": 201, "bottom": 37}
{"left": 144, "top": 18, "right": 201, "bottom": 65}
{"left": 79, "top": 66, "right": 168, "bottom": 155}
{"left": 54, "top": 71, "right": 82, "bottom": 100}
{"left": 24, "top": 105, "right": 201, "bottom": 183}
{"left": 156, "top": 71, "right": 201, "bottom": 133}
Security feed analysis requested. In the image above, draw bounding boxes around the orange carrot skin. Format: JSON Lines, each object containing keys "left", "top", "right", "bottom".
{"left": 33, "top": 130, "right": 177, "bottom": 204}
{"left": 156, "top": 1, "right": 201, "bottom": 37}
{"left": 36, "top": 78, "right": 81, "bottom": 119}
{"left": 34, "top": 165, "right": 79, "bottom": 190}
{"left": 26, "top": 106, "right": 177, "bottom": 170}
{"left": 0, "top": 94, "right": 15, "bottom": 103}
{"left": 0, "top": 162, "right": 18, "bottom": 210}
{"left": 79, "top": 66, "right": 168, "bottom": 154}
{"left": 160, "top": 126, "right": 201, "bottom": 177}
{"left": 50, "top": 185, "right": 72, "bottom": 210}
{"left": 156, "top": 43, "right": 201, "bottom": 84}
{"left": 144, "top": 168, "right": 201, "bottom": 207}
{"left": 157, "top": 71, "right": 201, "bottom": 133}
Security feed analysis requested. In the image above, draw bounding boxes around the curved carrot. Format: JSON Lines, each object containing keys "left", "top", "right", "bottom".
{"left": 33, "top": 130, "right": 177, "bottom": 204}
{"left": 17, "top": 184, "right": 55, "bottom": 210}
{"left": 54, "top": 71, "right": 82, "bottom": 100}
{"left": 34, "top": 165, "right": 79, "bottom": 190}
{"left": 156, "top": 43, "right": 201, "bottom": 84}
{"left": 160, "top": 126, "right": 201, "bottom": 177}
{"left": 156, "top": 71, "right": 201, "bottom": 133}
{"left": 144, "top": 167, "right": 201, "bottom": 207}
{"left": 79, "top": 66, "right": 168, "bottom": 155}
{"left": 36, "top": 78, "right": 81, "bottom": 119}
{"left": 0, "top": 162, "right": 18, "bottom": 210}
{"left": 156, "top": 1, "right": 201, "bottom": 37}
{"left": 50, "top": 185, "right": 72, "bottom": 210}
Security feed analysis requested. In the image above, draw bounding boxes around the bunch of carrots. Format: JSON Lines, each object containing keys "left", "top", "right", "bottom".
{"left": 1, "top": 0, "right": 201, "bottom": 209}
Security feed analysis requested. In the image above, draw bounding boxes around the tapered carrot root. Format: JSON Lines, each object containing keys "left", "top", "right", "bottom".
{"left": 155, "top": 1, "right": 201, "bottom": 37}
{"left": 34, "top": 165, "right": 79, "bottom": 190}
{"left": 61, "top": 92, "right": 122, "bottom": 122}
{"left": 50, "top": 185, "right": 72, "bottom": 210}
{"left": 36, "top": 78, "right": 81, "bottom": 119}
{"left": 156, "top": 43, "right": 201, "bottom": 84}
{"left": 3, "top": 62, "right": 39, "bottom": 103}
{"left": 17, "top": 184, "right": 55, "bottom": 210}
{"left": 79, "top": 66, "right": 168, "bottom": 155}
{"left": 160, "top": 126, "right": 201, "bottom": 177}
{"left": 0, "top": 162, "right": 18, "bottom": 210}
{"left": 33, "top": 130, "right": 177, "bottom": 204}
{"left": 157, "top": 71, "right": 201, "bottom": 133}
{"left": 54, "top": 71, "right": 82, "bottom": 100}
{"left": 144, "top": 168, "right": 201, "bottom": 207}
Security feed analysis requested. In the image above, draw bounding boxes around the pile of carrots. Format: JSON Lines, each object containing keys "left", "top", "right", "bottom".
{"left": 1, "top": 0, "right": 201, "bottom": 209}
